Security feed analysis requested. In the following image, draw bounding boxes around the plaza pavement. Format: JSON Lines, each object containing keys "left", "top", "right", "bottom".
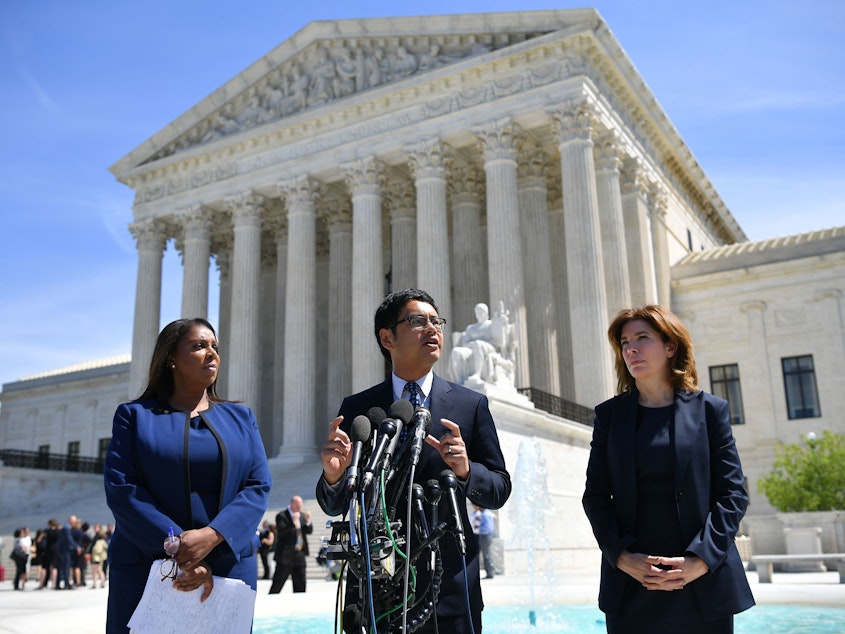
{"left": 1, "top": 567, "right": 843, "bottom": 633}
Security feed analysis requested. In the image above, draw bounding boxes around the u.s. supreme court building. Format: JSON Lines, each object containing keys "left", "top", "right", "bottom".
{"left": 2, "top": 10, "right": 844, "bottom": 569}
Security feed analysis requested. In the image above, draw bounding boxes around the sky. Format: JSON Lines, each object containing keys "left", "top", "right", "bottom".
{"left": 0, "top": 0, "right": 843, "bottom": 388}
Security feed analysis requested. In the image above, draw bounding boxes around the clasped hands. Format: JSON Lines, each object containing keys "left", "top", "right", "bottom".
{"left": 616, "top": 550, "right": 709, "bottom": 591}
{"left": 162, "top": 526, "right": 223, "bottom": 601}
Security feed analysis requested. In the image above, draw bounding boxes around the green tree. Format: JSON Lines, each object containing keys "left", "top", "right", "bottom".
{"left": 758, "top": 431, "right": 845, "bottom": 512}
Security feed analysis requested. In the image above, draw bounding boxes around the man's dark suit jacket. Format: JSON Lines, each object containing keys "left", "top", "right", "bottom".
{"left": 582, "top": 389, "right": 755, "bottom": 621}
{"left": 274, "top": 508, "right": 312, "bottom": 563}
{"left": 317, "top": 374, "right": 511, "bottom": 618}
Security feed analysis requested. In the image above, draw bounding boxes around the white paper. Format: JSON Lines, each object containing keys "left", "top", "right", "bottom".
{"left": 128, "top": 559, "right": 256, "bottom": 634}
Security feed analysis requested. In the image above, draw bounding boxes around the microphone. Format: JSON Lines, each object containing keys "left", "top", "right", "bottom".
{"left": 345, "top": 415, "right": 372, "bottom": 495}
{"left": 361, "top": 401, "right": 411, "bottom": 488}
{"left": 408, "top": 407, "right": 432, "bottom": 466}
{"left": 366, "top": 407, "right": 386, "bottom": 438}
{"left": 412, "top": 483, "right": 430, "bottom": 541}
{"left": 382, "top": 399, "right": 414, "bottom": 463}
{"left": 439, "top": 469, "right": 467, "bottom": 555}
{"left": 361, "top": 418, "right": 397, "bottom": 489}
{"left": 425, "top": 479, "right": 441, "bottom": 528}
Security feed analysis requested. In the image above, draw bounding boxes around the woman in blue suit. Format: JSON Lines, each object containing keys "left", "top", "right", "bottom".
{"left": 583, "top": 306, "right": 754, "bottom": 633}
{"left": 104, "top": 318, "right": 272, "bottom": 633}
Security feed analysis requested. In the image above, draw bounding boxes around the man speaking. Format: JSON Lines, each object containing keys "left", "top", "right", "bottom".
{"left": 317, "top": 288, "right": 511, "bottom": 633}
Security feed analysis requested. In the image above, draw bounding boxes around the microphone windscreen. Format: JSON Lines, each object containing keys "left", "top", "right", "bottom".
{"left": 351, "top": 415, "right": 372, "bottom": 443}
{"left": 387, "top": 399, "right": 414, "bottom": 425}
{"left": 366, "top": 407, "right": 386, "bottom": 431}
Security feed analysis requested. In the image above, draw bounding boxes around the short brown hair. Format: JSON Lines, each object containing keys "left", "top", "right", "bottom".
{"left": 607, "top": 305, "right": 698, "bottom": 394}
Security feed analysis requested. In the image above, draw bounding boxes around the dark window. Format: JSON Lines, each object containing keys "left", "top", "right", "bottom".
{"left": 38, "top": 444, "right": 50, "bottom": 455}
{"left": 687, "top": 229, "right": 693, "bottom": 251}
{"left": 782, "top": 355, "right": 821, "bottom": 419}
{"left": 67, "top": 441, "right": 80, "bottom": 472}
{"left": 67, "top": 441, "right": 80, "bottom": 457}
{"left": 709, "top": 364, "right": 745, "bottom": 424}
{"left": 98, "top": 438, "right": 110, "bottom": 461}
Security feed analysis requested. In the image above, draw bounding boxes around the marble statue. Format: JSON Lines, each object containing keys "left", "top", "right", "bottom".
{"left": 449, "top": 301, "right": 517, "bottom": 390}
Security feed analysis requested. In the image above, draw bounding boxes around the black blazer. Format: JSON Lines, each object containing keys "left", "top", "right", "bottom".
{"left": 274, "top": 508, "right": 312, "bottom": 563}
{"left": 317, "top": 374, "right": 511, "bottom": 617}
{"left": 582, "top": 389, "right": 755, "bottom": 620}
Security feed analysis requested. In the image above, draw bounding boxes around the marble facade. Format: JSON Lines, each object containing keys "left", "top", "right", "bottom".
{"left": 109, "top": 10, "right": 742, "bottom": 460}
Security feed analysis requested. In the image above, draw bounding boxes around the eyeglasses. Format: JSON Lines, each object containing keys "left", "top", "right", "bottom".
{"left": 393, "top": 314, "right": 447, "bottom": 332}
{"left": 160, "top": 556, "right": 179, "bottom": 581}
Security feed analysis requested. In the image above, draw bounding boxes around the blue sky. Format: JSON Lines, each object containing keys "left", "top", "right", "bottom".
{"left": 1, "top": 0, "right": 843, "bottom": 388}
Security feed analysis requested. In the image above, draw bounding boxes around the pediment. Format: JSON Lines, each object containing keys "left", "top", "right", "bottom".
{"left": 111, "top": 10, "right": 600, "bottom": 174}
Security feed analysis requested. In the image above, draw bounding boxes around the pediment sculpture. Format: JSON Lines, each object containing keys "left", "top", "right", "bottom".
{"left": 149, "top": 30, "right": 549, "bottom": 162}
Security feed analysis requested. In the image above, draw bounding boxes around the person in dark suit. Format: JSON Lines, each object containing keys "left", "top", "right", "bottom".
{"left": 317, "top": 288, "right": 512, "bottom": 634}
{"left": 583, "top": 305, "right": 755, "bottom": 633}
{"left": 104, "top": 318, "right": 272, "bottom": 634}
{"left": 268, "top": 495, "right": 313, "bottom": 594}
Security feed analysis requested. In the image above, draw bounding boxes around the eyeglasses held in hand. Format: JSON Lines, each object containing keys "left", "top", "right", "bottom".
{"left": 160, "top": 527, "right": 181, "bottom": 581}
{"left": 160, "top": 556, "right": 179, "bottom": 581}
{"left": 393, "top": 314, "right": 447, "bottom": 331}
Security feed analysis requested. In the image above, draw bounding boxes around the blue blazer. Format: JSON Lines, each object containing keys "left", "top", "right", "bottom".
{"left": 317, "top": 374, "right": 511, "bottom": 617}
{"left": 104, "top": 399, "right": 271, "bottom": 632}
{"left": 582, "top": 389, "right": 755, "bottom": 620}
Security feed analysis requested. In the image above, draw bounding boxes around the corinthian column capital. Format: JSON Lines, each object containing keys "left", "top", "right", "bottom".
{"left": 342, "top": 157, "right": 385, "bottom": 196}
{"left": 594, "top": 131, "right": 622, "bottom": 173}
{"left": 129, "top": 218, "right": 167, "bottom": 252}
{"left": 473, "top": 118, "right": 522, "bottom": 163}
{"left": 225, "top": 192, "right": 266, "bottom": 226}
{"left": 548, "top": 99, "right": 598, "bottom": 144}
{"left": 277, "top": 175, "right": 318, "bottom": 210}
{"left": 406, "top": 138, "right": 452, "bottom": 181}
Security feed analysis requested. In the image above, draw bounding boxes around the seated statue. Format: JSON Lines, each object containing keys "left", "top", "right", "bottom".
{"left": 449, "top": 301, "right": 517, "bottom": 390}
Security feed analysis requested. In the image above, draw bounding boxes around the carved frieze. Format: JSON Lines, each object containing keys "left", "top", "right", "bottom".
{"left": 147, "top": 32, "right": 550, "bottom": 163}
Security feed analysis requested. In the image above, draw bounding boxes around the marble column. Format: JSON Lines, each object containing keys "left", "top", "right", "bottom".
{"left": 384, "top": 178, "right": 417, "bottom": 292}
{"left": 226, "top": 193, "right": 263, "bottom": 408}
{"left": 594, "top": 132, "right": 631, "bottom": 317}
{"left": 128, "top": 220, "right": 166, "bottom": 398}
{"left": 547, "top": 179, "right": 576, "bottom": 401}
{"left": 649, "top": 184, "right": 671, "bottom": 307}
{"left": 620, "top": 158, "right": 657, "bottom": 306}
{"left": 344, "top": 158, "right": 385, "bottom": 391}
{"left": 550, "top": 102, "right": 613, "bottom": 407}
{"left": 407, "top": 138, "right": 452, "bottom": 364}
{"left": 324, "top": 194, "right": 353, "bottom": 415}
{"left": 518, "top": 144, "right": 560, "bottom": 395}
{"left": 279, "top": 176, "right": 318, "bottom": 458}
{"left": 213, "top": 245, "right": 232, "bottom": 397}
{"left": 474, "top": 119, "right": 530, "bottom": 388}
{"left": 269, "top": 213, "right": 287, "bottom": 456}
{"left": 179, "top": 205, "right": 210, "bottom": 319}
{"left": 448, "top": 159, "right": 487, "bottom": 334}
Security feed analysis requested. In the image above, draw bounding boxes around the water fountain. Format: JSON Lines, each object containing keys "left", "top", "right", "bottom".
{"left": 507, "top": 437, "right": 556, "bottom": 627}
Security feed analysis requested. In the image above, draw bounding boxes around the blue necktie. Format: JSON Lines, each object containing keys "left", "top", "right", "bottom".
{"left": 402, "top": 381, "right": 422, "bottom": 442}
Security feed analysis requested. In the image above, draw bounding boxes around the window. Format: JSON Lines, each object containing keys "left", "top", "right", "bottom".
{"left": 67, "top": 441, "right": 80, "bottom": 457}
{"left": 98, "top": 438, "right": 110, "bottom": 462}
{"left": 782, "top": 355, "right": 821, "bottom": 419}
{"left": 709, "top": 364, "right": 745, "bottom": 424}
{"left": 38, "top": 444, "right": 50, "bottom": 455}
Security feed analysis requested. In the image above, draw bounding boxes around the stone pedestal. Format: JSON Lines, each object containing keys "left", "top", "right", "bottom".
{"left": 783, "top": 527, "right": 826, "bottom": 572}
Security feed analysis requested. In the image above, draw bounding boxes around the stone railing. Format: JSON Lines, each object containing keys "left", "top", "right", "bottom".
{"left": 0, "top": 449, "right": 104, "bottom": 474}
{"left": 517, "top": 387, "right": 594, "bottom": 426}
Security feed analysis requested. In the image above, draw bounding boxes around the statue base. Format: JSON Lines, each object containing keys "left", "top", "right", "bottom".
{"left": 461, "top": 378, "right": 534, "bottom": 408}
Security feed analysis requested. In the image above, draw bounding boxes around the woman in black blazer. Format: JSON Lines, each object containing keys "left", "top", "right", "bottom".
{"left": 583, "top": 305, "right": 754, "bottom": 633}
